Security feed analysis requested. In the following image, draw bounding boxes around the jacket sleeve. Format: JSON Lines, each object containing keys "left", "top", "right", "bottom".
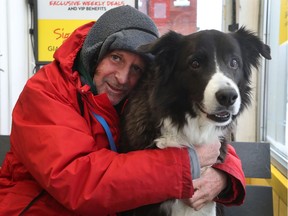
{"left": 213, "top": 144, "right": 246, "bottom": 205}
{"left": 10, "top": 68, "right": 193, "bottom": 215}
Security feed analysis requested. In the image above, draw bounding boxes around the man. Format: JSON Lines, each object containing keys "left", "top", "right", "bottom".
{"left": 0, "top": 5, "right": 245, "bottom": 215}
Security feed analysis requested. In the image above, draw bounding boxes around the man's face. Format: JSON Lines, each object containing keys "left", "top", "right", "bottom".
{"left": 93, "top": 50, "right": 145, "bottom": 105}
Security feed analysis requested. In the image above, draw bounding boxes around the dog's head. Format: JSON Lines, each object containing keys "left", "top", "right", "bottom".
{"left": 139, "top": 27, "right": 271, "bottom": 127}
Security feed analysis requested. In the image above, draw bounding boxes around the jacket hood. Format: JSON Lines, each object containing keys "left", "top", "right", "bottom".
{"left": 53, "top": 22, "right": 94, "bottom": 78}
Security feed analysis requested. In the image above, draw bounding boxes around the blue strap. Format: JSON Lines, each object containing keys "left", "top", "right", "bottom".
{"left": 92, "top": 112, "right": 117, "bottom": 152}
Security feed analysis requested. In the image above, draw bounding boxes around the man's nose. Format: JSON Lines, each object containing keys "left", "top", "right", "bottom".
{"left": 115, "top": 67, "right": 129, "bottom": 84}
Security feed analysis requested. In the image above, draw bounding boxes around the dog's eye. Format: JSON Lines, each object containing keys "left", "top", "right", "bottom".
{"left": 190, "top": 60, "right": 200, "bottom": 69}
{"left": 229, "top": 59, "right": 239, "bottom": 69}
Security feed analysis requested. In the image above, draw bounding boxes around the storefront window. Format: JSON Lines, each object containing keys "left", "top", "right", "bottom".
{"left": 138, "top": 0, "right": 223, "bottom": 35}
{"left": 138, "top": 0, "right": 197, "bottom": 35}
{"left": 263, "top": 0, "right": 288, "bottom": 177}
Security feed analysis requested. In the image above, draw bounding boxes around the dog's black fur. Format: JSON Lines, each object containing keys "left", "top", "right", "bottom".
{"left": 119, "top": 27, "right": 271, "bottom": 216}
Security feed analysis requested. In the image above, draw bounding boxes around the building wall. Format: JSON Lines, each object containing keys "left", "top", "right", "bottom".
{"left": 233, "top": 0, "right": 260, "bottom": 142}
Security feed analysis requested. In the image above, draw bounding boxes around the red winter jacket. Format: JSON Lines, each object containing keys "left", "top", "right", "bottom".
{"left": 0, "top": 22, "right": 245, "bottom": 216}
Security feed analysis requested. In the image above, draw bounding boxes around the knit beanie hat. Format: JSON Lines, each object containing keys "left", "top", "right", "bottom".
{"left": 79, "top": 5, "right": 159, "bottom": 80}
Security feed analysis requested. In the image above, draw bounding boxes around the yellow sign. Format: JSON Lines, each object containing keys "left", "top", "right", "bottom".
{"left": 38, "top": 20, "right": 92, "bottom": 62}
{"left": 36, "top": 0, "right": 135, "bottom": 63}
{"left": 279, "top": 0, "right": 288, "bottom": 45}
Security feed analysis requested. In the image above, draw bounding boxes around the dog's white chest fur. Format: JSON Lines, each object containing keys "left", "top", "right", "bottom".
{"left": 155, "top": 115, "right": 222, "bottom": 216}
{"left": 171, "top": 200, "right": 216, "bottom": 216}
{"left": 156, "top": 114, "right": 223, "bottom": 149}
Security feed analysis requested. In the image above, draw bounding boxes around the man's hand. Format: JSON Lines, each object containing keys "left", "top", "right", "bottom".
{"left": 194, "top": 141, "right": 221, "bottom": 168}
{"left": 182, "top": 167, "right": 227, "bottom": 210}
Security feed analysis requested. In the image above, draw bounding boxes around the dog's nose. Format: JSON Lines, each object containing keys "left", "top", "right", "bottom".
{"left": 216, "top": 89, "right": 238, "bottom": 107}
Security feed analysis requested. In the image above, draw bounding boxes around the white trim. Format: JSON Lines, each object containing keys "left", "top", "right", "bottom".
{"left": 7, "top": 1, "right": 29, "bottom": 110}
{"left": 257, "top": 0, "right": 269, "bottom": 141}
{"left": 267, "top": 136, "right": 288, "bottom": 162}
{"left": 270, "top": 147, "right": 288, "bottom": 178}
{"left": 0, "top": 0, "right": 10, "bottom": 135}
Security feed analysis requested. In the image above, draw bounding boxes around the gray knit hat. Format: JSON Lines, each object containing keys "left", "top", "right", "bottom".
{"left": 79, "top": 5, "right": 159, "bottom": 78}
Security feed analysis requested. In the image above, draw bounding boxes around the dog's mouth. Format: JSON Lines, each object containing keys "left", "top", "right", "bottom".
{"left": 197, "top": 104, "right": 232, "bottom": 123}
{"left": 207, "top": 111, "right": 231, "bottom": 123}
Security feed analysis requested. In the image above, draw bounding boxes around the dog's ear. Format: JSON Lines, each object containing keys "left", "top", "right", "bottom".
{"left": 232, "top": 27, "right": 271, "bottom": 112}
{"left": 138, "top": 31, "right": 184, "bottom": 84}
{"left": 233, "top": 26, "right": 271, "bottom": 69}
{"left": 138, "top": 31, "right": 183, "bottom": 54}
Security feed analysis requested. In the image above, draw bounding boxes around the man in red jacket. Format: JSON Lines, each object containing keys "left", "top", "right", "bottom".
{"left": 0, "top": 5, "right": 245, "bottom": 216}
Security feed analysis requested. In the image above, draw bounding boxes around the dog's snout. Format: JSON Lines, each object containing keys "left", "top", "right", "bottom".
{"left": 216, "top": 89, "right": 238, "bottom": 107}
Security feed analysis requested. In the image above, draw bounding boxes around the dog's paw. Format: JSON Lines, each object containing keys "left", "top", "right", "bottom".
{"left": 155, "top": 138, "right": 168, "bottom": 149}
{"left": 155, "top": 137, "right": 182, "bottom": 149}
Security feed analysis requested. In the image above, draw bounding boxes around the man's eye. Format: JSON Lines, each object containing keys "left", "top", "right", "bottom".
{"left": 110, "top": 54, "right": 121, "bottom": 62}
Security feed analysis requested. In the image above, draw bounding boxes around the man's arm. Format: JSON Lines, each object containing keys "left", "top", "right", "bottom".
{"left": 183, "top": 144, "right": 245, "bottom": 210}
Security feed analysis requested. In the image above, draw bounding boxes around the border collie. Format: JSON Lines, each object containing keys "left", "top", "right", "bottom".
{"left": 120, "top": 27, "right": 271, "bottom": 216}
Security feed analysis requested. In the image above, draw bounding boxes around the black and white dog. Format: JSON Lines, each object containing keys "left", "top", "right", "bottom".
{"left": 120, "top": 27, "right": 271, "bottom": 216}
